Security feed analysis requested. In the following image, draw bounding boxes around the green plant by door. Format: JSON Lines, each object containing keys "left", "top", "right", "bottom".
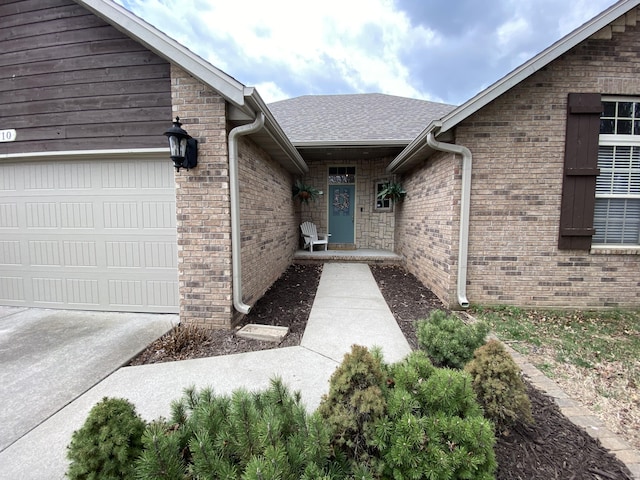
{"left": 376, "top": 181, "right": 406, "bottom": 203}
{"left": 292, "top": 179, "right": 321, "bottom": 204}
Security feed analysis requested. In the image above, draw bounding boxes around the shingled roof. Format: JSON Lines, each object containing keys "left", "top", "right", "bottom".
{"left": 268, "top": 93, "right": 456, "bottom": 146}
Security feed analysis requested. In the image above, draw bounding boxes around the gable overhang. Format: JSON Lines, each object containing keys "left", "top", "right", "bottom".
{"left": 243, "top": 88, "right": 308, "bottom": 174}
{"left": 388, "top": 0, "right": 640, "bottom": 174}
{"left": 76, "top": 0, "right": 307, "bottom": 175}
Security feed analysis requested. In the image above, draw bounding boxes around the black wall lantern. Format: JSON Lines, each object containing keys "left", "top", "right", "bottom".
{"left": 164, "top": 117, "right": 197, "bottom": 171}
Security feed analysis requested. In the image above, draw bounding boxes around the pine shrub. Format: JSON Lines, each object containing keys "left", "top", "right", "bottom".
{"left": 134, "top": 378, "right": 338, "bottom": 479}
{"left": 417, "top": 310, "right": 489, "bottom": 369}
{"left": 66, "top": 397, "right": 145, "bottom": 480}
{"left": 371, "top": 351, "right": 497, "bottom": 479}
{"left": 317, "top": 344, "right": 388, "bottom": 471}
{"left": 465, "top": 339, "right": 534, "bottom": 430}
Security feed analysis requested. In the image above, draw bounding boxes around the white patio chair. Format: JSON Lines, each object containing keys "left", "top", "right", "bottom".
{"left": 300, "top": 221, "right": 330, "bottom": 251}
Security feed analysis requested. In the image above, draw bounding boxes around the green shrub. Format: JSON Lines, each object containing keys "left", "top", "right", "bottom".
{"left": 317, "top": 345, "right": 387, "bottom": 471}
{"left": 134, "top": 378, "right": 339, "bottom": 480}
{"left": 417, "top": 310, "right": 490, "bottom": 369}
{"left": 66, "top": 397, "right": 145, "bottom": 480}
{"left": 465, "top": 339, "right": 534, "bottom": 430}
{"left": 372, "top": 351, "right": 497, "bottom": 480}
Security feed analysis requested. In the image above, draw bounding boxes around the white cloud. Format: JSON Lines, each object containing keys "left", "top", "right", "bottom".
{"left": 118, "top": 0, "right": 439, "bottom": 101}
{"left": 254, "top": 81, "right": 289, "bottom": 103}
{"left": 496, "top": 16, "right": 531, "bottom": 50}
{"left": 116, "top": 0, "right": 619, "bottom": 104}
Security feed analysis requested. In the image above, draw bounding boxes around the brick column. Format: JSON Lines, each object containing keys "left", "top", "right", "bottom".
{"left": 170, "top": 65, "right": 233, "bottom": 328}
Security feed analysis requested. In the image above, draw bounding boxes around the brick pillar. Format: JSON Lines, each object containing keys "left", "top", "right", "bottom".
{"left": 170, "top": 65, "right": 233, "bottom": 328}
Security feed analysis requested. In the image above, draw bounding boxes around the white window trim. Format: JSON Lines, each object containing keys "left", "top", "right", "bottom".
{"left": 375, "top": 180, "right": 393, "bottom": 212}
{"left": 594, "top": 98, "right": 640, "bottom": 247}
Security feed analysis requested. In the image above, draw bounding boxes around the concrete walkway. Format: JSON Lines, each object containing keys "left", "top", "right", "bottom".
{"left": 0, "top": 263, "right": 411, "bottom": 479}
{"left": 1, "top": 263, "right": 638, "bottom": 479}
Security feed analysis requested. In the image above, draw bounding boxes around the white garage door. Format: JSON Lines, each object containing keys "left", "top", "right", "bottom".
{"left": 0, "top": 157, "right": 179, "bottom": 313}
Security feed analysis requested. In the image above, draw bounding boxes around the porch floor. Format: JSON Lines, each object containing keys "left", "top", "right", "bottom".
{"left": 294, "top": 248, "right": 403, "bottom": 265}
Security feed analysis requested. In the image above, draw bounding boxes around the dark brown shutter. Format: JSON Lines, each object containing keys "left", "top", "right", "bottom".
{"left": 558, "top": 93, "right": 602, "bottom": 250}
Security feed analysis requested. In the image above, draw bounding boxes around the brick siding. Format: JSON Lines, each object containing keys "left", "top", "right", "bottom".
{"left": 171, "top": 66, "right": 299, "bottom": 328}
{"left": 237, "top": 136, "right": 298, "bottom": 319}
{"left": 171, "top": 65, "right": 234, "bottom": 328}
{"left": 395, "top": 151, "right": 459, "bottom": 306}
{"left": 397, "top": 9, "right": 640, "bottom": 309}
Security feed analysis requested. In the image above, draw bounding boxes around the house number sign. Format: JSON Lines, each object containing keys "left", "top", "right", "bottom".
{"left": 0, "top": 129, "right": 16, "bottom": 142}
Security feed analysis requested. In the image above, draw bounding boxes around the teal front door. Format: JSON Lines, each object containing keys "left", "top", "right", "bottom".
{"left": 328, "top": 184, "right": 355, "bottom": 244}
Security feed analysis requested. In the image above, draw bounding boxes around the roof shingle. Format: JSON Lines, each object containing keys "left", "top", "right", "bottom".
{"left": 269, "top": 93, "right": 456, "bottom": 144}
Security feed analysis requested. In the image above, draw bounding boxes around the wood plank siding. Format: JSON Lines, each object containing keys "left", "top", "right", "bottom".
{"left": 0, "top": 0, "right": 172, "bottom": 155}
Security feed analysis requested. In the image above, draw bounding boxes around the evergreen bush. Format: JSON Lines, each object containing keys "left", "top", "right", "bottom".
{"left": 417, "top": 310, "right": 489, "bottom": 369}
{"left": 317, "top": 344, "right": 388, "bottom": 471}
{"left": 465, "top": 339, "right": 534, "bottom": 430}
{"left": 66, "top": 397, "right": 145, "bottom": 480}
{"left": 134, "top": 378, "right": 339, "bottom": 479}
{"left": 372, "top": 351, "right": 497, "bottom": 480}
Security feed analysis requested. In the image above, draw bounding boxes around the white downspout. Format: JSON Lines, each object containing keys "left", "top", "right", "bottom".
{"left": 228, "top": 112, "right": 265, "bottom": 314}
{"left": 426, "top": 131, "right": 471, "bottom": 308}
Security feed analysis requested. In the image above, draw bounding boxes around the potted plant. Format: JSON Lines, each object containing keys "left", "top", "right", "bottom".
{"left": 377, "top": 181, "right": 406, "bottom": 203}
{"left": 292, "top": 179, "right": 321, "bottom": 204}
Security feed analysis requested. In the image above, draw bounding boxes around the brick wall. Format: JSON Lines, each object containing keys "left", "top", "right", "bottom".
{"left": 171, "top": 65, "right": 302, "bottom": 328}
{"left": 398, "top": 9, "right": 640, "bottom": 309}
{"left": 171, "top": 65, "right": 234, "bottom": 328}
{"left": 299, "top": 157, "right": 396, "bottom": 250}
{"left": 396, "top": 151, "right": 459, "bottom": 306}
{"left": 237, "top": 136, "right": 298, "bottom": 316}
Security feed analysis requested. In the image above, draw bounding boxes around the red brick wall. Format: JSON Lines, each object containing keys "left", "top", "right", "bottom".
{"left": 398, "top": 10, "right": 640, "bottom": 309}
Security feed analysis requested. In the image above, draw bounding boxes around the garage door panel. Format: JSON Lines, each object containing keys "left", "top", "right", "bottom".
{"left": 0, "top": 268, "right": 179, "bottom": 312}
{"left": 144, "top": 242, "right": 177, "bottom": 268}
{"left": 0, "top": 158, "right": 179, "bottom": 313}
{"left": 63, "top": 241, "right": 98, "bottom": 267}
{"left": 0, "top": 277, "right": 24, "bottom": 302}
{"left": 0, "top": 203, "right": 19, "bottom": 227}
{"left": 0, "top": 241, "right": 21, "bottom": 265}
{"left": 28, "top": 240, "right": 61, "bottom": 266}
{"left": 66, "top": 278, "right": 100, "bottom": 305}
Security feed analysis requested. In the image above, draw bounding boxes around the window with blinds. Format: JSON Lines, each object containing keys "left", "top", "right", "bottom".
{"left": 594, "top": 99, "right": 640, "bottom": 246}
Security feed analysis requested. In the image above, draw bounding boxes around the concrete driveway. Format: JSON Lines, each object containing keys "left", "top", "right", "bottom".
{"left": 0, "top": 306, "right": 177, "bottom": 453}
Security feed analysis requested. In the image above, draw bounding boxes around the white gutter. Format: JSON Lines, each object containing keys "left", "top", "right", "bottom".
{"left": 229, "top": 112, "right": 265, "bottom": 314}
{"left": 426, "top": 130, "right": 471, "bottom": 308}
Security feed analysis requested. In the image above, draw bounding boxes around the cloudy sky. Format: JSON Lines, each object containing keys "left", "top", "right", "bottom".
{"left": 116, "top": 0, "right": 618, "bottom": 106}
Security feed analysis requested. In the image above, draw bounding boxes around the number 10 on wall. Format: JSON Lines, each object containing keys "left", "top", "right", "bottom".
{"left": 0, "top": 129, "right": 16, "bottom": 142}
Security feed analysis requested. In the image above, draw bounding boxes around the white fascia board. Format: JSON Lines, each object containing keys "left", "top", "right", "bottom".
{"left": 76, "top": 0, "right": 246, "bottom": 106}
{"left": 388, "top": 0, "right": 640, "bottom": 173}
{"left": 244, "top": 88, "right": 309, "bottom": 174}
{"left": 0, "top": 148, "right": 168, "bottom": 161}
{"left": 386, "top": 122, "right": 439, "bottom": 172}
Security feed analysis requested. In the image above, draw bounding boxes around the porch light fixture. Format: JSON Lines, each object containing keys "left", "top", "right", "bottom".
{"left": 163, "top": 117, "right": 197, "bottom": 171}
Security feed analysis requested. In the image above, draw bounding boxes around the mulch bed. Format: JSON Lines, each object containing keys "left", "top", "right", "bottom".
{"left": 129, "top": 263, "right": 635, "bottom": 479}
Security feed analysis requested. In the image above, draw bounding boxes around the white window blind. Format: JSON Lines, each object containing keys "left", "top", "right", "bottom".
{"left": 595, "top": 99, "right": 640, "bottom": 246}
